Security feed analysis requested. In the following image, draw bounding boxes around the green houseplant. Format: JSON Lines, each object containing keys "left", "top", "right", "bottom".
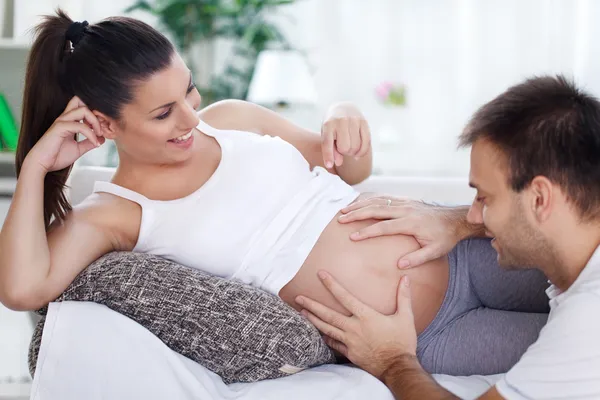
{"left": 126, "top": 0, "right": 296, "bottom": 105}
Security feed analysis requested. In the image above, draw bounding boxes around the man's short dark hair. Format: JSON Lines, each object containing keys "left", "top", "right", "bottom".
{"left": 459, "top": 75, "right": 600, "bottom": 220}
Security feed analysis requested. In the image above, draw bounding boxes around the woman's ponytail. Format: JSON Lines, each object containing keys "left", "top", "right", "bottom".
{"left": 15, "top": 9, "right": 74, "bottom": 230}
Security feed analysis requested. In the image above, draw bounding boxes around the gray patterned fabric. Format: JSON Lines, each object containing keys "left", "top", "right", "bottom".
{"left": 28, "top": 252, "right": 335, "bottom": 384}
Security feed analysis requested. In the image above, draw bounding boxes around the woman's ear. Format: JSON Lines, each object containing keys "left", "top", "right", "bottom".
{"left": 92, "top": 111, "right": 118, "bottom": 140}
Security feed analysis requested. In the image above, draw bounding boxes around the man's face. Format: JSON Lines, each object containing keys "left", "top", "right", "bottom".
{"left": 467, "top": 139, "right": 551, "bottom": 268}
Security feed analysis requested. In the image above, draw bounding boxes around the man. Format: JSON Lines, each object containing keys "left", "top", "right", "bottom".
{"left": 296, "top": 75, "right": 600, "bottom": 399}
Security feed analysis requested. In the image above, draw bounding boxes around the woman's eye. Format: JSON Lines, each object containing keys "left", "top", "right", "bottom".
{"left": 156, "top": 84, "right": 196, "bottom": 120}
{"left": 156, "top": 109, "right": 172, "bottom": 120}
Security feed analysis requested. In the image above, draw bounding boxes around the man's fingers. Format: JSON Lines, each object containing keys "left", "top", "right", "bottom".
{"left": 395, "top": 276, "right": 414, "bottom": 317}
{"left": 324, "top": 336, "right": 349, "bottom": 358}
{"left": 339, "top": 205, "right": 408, "bottom": 224}
{"left": 296, "top": 294, "right": 351, "bottom": 330}
{"left": 398, "top": 246, "right": 442, "bottom": 269}
{"left": 350, "top": 219, "right": 416, "bottom": 241}
{"left": 300, "top": 309, "right": 346, "bottom": 343}
{"left": 316, "top": 271, "right": 369, "bottom": 318}
{"left": 341, "top": 196, "right": 410, "bottom": 214}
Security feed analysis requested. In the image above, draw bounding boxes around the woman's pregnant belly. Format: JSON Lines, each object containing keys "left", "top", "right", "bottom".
{"left": 279, "top": 200, "right": 450, "bottom": 335}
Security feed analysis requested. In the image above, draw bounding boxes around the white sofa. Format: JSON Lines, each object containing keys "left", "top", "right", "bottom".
{"left": 29, "top": 166, "right": 495, "bottom": 400}
{"left": 67, "top": 166, "right": 476, "bottom": 206}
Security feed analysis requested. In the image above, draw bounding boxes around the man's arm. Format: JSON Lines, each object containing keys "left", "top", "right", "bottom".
{"left": 445, "top": 205, "right": 487, "bottom": 241}
{"left": 380, "top": 355, "right": 504, "bottom": 400}
{"left": 296, "top": 272, "right": 505, "bottom": 400}
{"left": 337, "top": 200, "right": 487, "bottom": 268}
{"left": 381, "top": 354, "right": 459, "bottom": 400}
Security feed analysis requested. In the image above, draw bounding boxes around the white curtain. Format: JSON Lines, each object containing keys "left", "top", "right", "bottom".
{"left": 278, "top": 0, "right": 600, "bottom": 176}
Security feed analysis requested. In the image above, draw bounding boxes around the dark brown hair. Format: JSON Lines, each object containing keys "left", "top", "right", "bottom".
{"left": 459, "top": 75, "right": 600, "bottom": 220}
{"left": 15, "top": 8, "right": 175, "bottom": 230}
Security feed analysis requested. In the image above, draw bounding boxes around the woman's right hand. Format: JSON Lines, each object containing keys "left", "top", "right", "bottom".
{"left": 24, "top": 96, "right": 105, "bottom": 173}
{"left": 338, "top": 196, "right": 475, "bottom": 269}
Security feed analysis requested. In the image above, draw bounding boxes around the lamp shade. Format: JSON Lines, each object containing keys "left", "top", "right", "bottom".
{"left": 247, "top": 50, "right": 318, "bottom": 106}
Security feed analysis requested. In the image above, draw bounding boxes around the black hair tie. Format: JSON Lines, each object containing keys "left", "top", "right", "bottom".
{"left": 66, "top": 21, "right": 89, "bottom": 47}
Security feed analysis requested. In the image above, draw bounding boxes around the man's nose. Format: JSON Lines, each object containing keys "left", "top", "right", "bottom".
{"left": 466, "top": 200, "right": 483, "bottom": 225}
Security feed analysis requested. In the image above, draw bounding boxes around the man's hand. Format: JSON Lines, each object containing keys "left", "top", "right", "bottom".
{"left": 295, "top": 271, "right": 417, "bottom": 380}
{"left": 339, "top": 197, "right": 484, "bottom": 268}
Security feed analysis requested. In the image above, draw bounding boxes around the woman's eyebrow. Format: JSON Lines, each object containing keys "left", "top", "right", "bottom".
{"left": 148, "top": 72, "right": 192, "bottom": 113}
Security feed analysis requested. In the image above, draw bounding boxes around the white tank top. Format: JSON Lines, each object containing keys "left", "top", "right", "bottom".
{"left": 93, "top": 118, "right": 360, "bottom": 295}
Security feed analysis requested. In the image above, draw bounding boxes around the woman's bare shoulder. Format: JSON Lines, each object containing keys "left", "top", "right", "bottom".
{"left": 198, "top": 99, "right": 261, "bottom": 133}
{"left": 68, "top": 192, "right": 142, "bottom": 251}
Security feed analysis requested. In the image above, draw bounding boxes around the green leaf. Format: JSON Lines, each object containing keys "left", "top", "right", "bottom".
{"left": 264, "top": 0, "right": 295, "bottom": 5}
{"left": 124, "top": 0, "right": 156, "bottom": 14}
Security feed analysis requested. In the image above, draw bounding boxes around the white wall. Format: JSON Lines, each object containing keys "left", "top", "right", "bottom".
{"left": 272, "top": 0, "right": 600, "bottom": 176}
{"left": 8, "top": 1, "right": 600, "bottom": 177}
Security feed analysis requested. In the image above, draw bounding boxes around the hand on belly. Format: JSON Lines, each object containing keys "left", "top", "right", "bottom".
{"left": 279, "top": 211, "right": 450, "bottom": 335}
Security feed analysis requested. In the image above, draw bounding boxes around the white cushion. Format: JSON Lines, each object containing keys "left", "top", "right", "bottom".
{"left": 67, "top": 166, "right": 475, "bottom": 207}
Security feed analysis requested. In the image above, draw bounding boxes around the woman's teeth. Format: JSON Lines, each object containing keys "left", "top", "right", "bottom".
{"left": 171, "top": 131, "right": 192, "bottom": 142}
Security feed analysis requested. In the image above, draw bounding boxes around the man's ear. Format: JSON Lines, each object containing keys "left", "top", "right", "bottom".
{"left": 93, "top": 111, "right": 118, "bottom": 140}
{"left": 529, "top": 176, "right": 553, "bottom": 223}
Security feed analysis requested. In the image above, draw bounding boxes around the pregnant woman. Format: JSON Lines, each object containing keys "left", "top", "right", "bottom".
{"left": 0, "top": 10, "right": 549, "bottom": 377}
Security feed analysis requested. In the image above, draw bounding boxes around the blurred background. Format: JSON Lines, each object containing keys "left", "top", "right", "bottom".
{"left": 1, "top": 0, "right": 600, "bottom": 397}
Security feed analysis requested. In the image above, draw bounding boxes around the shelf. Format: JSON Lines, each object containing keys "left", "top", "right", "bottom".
{"left": 0, "top": 382, "right": 31, "bottom": 399}
{"left": 0, "top": 178, "right": 16, "bottom": 195}
{"left": 0, "top": 153, "right": 15, "bottom": 163}
{"left": 0, "top": 38, "right": 30, "bottom": 50}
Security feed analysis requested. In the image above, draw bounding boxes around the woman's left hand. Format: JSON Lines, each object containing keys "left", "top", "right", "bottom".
{"left": 321, "top": 102, "right": 372, "bottom": 169}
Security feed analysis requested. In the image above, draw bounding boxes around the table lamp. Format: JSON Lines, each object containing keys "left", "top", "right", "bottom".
{"left": 247, "top": 50, "right": 318, "bottom": 109}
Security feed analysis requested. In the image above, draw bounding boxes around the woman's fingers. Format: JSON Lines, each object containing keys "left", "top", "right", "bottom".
{"left": 333, "top": 147, "right": 344, "bottom": 166}
{"left": 321, "top": 123, "right": 336, "bottom": 169}
{"left": 356, "top": 119, "right": 371, "bottom": 157}
{"left": 347, "top": 117, "right": 361, "bottom": 156}
{"left": 58, "top": 106, "right": 103, "bottom": 137}
{"left": 58, "top": 121, "right": 100, "bottom": 147}
{"left": 63, "top": 96, "right": 87, "bottom": 114}
{"left": 334, "top": 119, "right": 351, "bottom": 164}
{"left": 76, "top": 137, "right": 101, "bottom": 156}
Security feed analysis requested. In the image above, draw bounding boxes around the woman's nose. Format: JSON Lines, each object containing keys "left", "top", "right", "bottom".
{"left": 181, "top": 101, "right": 200, "bottom": 129}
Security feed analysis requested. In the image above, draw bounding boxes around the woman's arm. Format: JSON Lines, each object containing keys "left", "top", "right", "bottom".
{"left": 200, "top": 99, "right": 372, "bottom": 185}
{"left": 0, "top": 161, "right": 117, "bottom": 311}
